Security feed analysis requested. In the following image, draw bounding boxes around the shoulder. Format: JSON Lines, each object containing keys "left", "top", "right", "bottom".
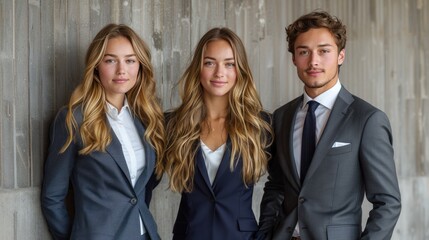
{"left": 335, "top": 89, "right": 391, "bottom": 131}
{"left": 273, "top": 96, "right": 302, "bottom": 118}
{"left": 51, "top": 105, "right": 84, "bottom": 129}
{"left": 338, "top": 86, "right": 383, "bottom": 115}
{"left": 349, "top": 95, "right": 386, "bottom": 118}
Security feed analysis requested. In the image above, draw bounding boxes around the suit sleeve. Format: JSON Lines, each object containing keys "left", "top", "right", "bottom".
{"left": 360, "top": 110, "right": 401, "bottom": 239}
{"left": 41, "top": 108, "right": 76, "bottom": 240}
{"left": 257, "top": 112, "right": 285, "bottom": 239}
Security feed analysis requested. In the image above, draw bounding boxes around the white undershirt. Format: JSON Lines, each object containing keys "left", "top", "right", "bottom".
{"left": 292, "top": 79, "right": 342, "bottom": 236}
{"left": 200, "top": 140, "right": 226, "bottom": 185}
{"left": 106, "top": 99, "right": 146, "bottom": 235}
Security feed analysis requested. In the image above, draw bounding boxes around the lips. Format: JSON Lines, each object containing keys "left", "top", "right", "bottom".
{"left": 210, "top": 80, "right": 227, "bottom": 87}
{"left": 306, "top": 69, "right": 324, "bottom": 76}
{"left": 113, "top": 78, "right": 128, "bottom": 83}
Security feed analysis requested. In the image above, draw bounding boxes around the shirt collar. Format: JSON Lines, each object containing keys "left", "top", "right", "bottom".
{"left": 302, "top": 79, "right": 342, "bottom": 110}
{"left": 106, "top": 98, "right": 130, "bottom": 120}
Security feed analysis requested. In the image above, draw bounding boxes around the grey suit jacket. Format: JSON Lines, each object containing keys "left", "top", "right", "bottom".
{"left": 258, "top": 87, "right": 401, "bottom": 240}
{"left": 41, "top": 106, "right": 160, "bottom": 240}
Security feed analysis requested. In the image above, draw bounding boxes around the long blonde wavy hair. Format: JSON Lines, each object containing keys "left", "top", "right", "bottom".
{"left": 160, "top": 27, "right": 272, "bottom": 192}
{"left": 61, "top": 23, "right": 164, "bottom": 161}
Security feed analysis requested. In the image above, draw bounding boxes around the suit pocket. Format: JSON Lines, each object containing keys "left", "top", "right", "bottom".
{"left": 328, "top": 144, "right": 352, "bottom": 155}
{"left": 237, "top": 218, "right": 258, "bottom": 232}
{"left": 326, "top": 224, "right": 360, "bottom": 240}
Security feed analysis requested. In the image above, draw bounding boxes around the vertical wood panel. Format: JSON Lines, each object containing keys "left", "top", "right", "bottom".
{"left": 29, "top": 0, "right": 43, "bottom": 187}
{"left": 76, "top": 1, "right": 91, "bottom": 83}
{"left": 1, "top": 0, "right": 16, "bottom": 189}
{"left": 15, "top": 0, "right": 31, "bottom": 188}
{"left": 53, "top": 0, "right": 69, "bottom": 109}
{"left": 0, "top": 0, "right": 428, "bottom": 239}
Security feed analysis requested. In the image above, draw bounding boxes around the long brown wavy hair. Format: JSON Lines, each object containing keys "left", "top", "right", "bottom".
{"left": 60, "top": 23, "right": 164, "bottom": 161}
{"left": 159, "top": 27, "right": 272, "bottom": 192}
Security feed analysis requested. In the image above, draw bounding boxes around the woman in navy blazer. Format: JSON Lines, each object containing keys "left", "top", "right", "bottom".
{"left": 159, "top": 28, "right": 272, "bottom": 240}
{"left": 41, "top": 24, "right": 164, "bottom": 240}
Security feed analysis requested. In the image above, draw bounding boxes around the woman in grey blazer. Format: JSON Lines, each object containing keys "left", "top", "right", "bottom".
{"left": 41, "top": 24, "right": 164, "bottom": 240}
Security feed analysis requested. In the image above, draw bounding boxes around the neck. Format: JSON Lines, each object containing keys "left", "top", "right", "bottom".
{"left": 107, "top": 95, "right": 126, "bottom": 112}
{"left": 203, "top": 96, "right": 229, "bottom": 120}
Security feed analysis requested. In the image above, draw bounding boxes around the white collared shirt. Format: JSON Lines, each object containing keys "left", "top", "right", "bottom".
{"left": 292, "top": 79, "right": 342, "bottom": 236}
{"left": 106, "top": 99, "right": 146, "bottom": 235}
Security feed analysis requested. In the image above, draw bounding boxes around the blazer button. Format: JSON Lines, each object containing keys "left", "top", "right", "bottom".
{"left": 130, "top": 197, "right": 138, "bottom": 205}
{"left": 298, "top": 197, "right": 305, "bottom": 203}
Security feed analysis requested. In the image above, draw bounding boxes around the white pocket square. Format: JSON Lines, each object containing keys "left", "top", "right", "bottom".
{"left": 332, "top": 142, "right": 350, "bottom": 148}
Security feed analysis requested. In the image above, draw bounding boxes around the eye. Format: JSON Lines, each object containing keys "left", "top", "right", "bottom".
{"left": 320, "top": 49, "right": 330, "bottom": 54}
{"left": 225, "top": 62, "right": 235, "bottom": 68}
{"left": 126, "top": 59, "right": 137, "bottom": 64}
{"left": 104, "top": 58, "right": 117, "bottom": 64}
{"left": 298, "top": 50, "right": 309, "bottom": 56}
{"left": 204, "top": 61, "right": 215, "bottom": 67}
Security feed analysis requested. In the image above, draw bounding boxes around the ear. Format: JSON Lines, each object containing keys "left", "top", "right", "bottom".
{"left": 292, "top": 54, "right": 297, "bottom": 66}
{"left": 338, "top": 49, "right": 345, "bottom": 65}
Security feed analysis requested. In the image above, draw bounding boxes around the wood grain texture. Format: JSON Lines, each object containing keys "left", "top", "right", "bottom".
{"left": 0, "top": 0, "right": 427, "bottom": 239}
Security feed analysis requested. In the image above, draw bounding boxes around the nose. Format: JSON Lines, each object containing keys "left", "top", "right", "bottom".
{"left": 215, "top": 65, "right": 225, "bottom": 78}
{"left": 309, "top": 51, "right": 319, "bottom": 67}
{"left": 116, "top": 61, "right": 126, "bottom": 75}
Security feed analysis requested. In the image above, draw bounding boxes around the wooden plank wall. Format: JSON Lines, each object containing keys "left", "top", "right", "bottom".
{"left": 0, "top": 0, "right": 428, "bottom": 239}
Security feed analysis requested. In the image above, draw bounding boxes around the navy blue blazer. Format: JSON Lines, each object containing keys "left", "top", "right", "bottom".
{"left": 41, "top": 106, "right": 160, "bottom": 240}
{"left": 172, "top": 139, "right": 259, "bottom": 240}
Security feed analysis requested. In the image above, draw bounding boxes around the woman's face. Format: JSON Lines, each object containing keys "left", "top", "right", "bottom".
{"left": 98, "top": 36, "right": 140, "bottom": 108}
{"left": 200, "top": 39, "right": 237, "bottom": 100}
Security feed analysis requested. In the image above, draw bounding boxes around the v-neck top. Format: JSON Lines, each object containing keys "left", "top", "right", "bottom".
{"left": 200, "top": 140, "right": 227, "bottom": 185}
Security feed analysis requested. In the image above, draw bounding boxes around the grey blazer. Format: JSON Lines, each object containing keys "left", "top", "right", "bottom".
{"left": 41, "top": 106, "right": 160, "bottom": 240}
{"left": 258, "top": 87, "right": 401, "bottom": 240}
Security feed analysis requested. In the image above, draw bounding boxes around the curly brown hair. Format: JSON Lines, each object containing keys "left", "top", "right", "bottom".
{"left": 286, "top": 10, "right": 347, "bottom": 54}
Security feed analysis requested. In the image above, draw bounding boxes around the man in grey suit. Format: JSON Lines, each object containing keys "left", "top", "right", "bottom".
{"left": 258, "top": 11, "right": 401, "bottom": 240}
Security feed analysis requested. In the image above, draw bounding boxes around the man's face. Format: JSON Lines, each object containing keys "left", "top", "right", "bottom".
{"left": 292, "top": 27, "right": 345, "bottom": 98}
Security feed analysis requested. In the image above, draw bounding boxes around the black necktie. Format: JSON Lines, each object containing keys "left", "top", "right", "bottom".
{"left": 301, "top": 100, "right": 319, "bottom": 184}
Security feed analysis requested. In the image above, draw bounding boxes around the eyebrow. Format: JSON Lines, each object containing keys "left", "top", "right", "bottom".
{"left": 296, "top": 43, "right": 334, "bottom": 49}
{"left": 204, "top": 56, "right": 235, "bottom": 61}
{"left": 104, "top": 53, "right": 136, "bottom": 58}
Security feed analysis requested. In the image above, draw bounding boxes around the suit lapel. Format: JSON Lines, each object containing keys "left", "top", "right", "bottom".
{"left": 304, "top": 87, "right": 355, "bottom": 182}
{"left": 76, "top": 106, "right": 132, "bottom": 183}
{"left": 105, "top": 116, "right": 155, "bottom": 193}
{"left": 280, "top": 98, "right": 302, "bottom": 191}
{"left": 196, "top": 147, "right": 216, "bottom": 196}
{"left": 211, "top": 139, "right": 232, "bottom": 189}
{"left": 133, "top": 118, "right": 155, "bottom": 194}
{"left": 106, "top": 130, "right": 132, "bottom": 184}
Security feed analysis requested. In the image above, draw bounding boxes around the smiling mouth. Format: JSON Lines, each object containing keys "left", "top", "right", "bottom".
{"left": 210, "top": 80, "right": 227, "bottom": 85}
{"left": 113, "top": 79, "right": 128, "bottom": 82}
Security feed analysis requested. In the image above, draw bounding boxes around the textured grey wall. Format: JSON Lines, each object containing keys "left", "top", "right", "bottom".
{"left": 0, "top": 0, "right": 428, "bottom": 239}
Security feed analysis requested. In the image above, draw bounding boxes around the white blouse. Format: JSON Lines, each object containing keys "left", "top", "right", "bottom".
{"left": 200, "top": 140, "right": 226, "bottom": 185}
